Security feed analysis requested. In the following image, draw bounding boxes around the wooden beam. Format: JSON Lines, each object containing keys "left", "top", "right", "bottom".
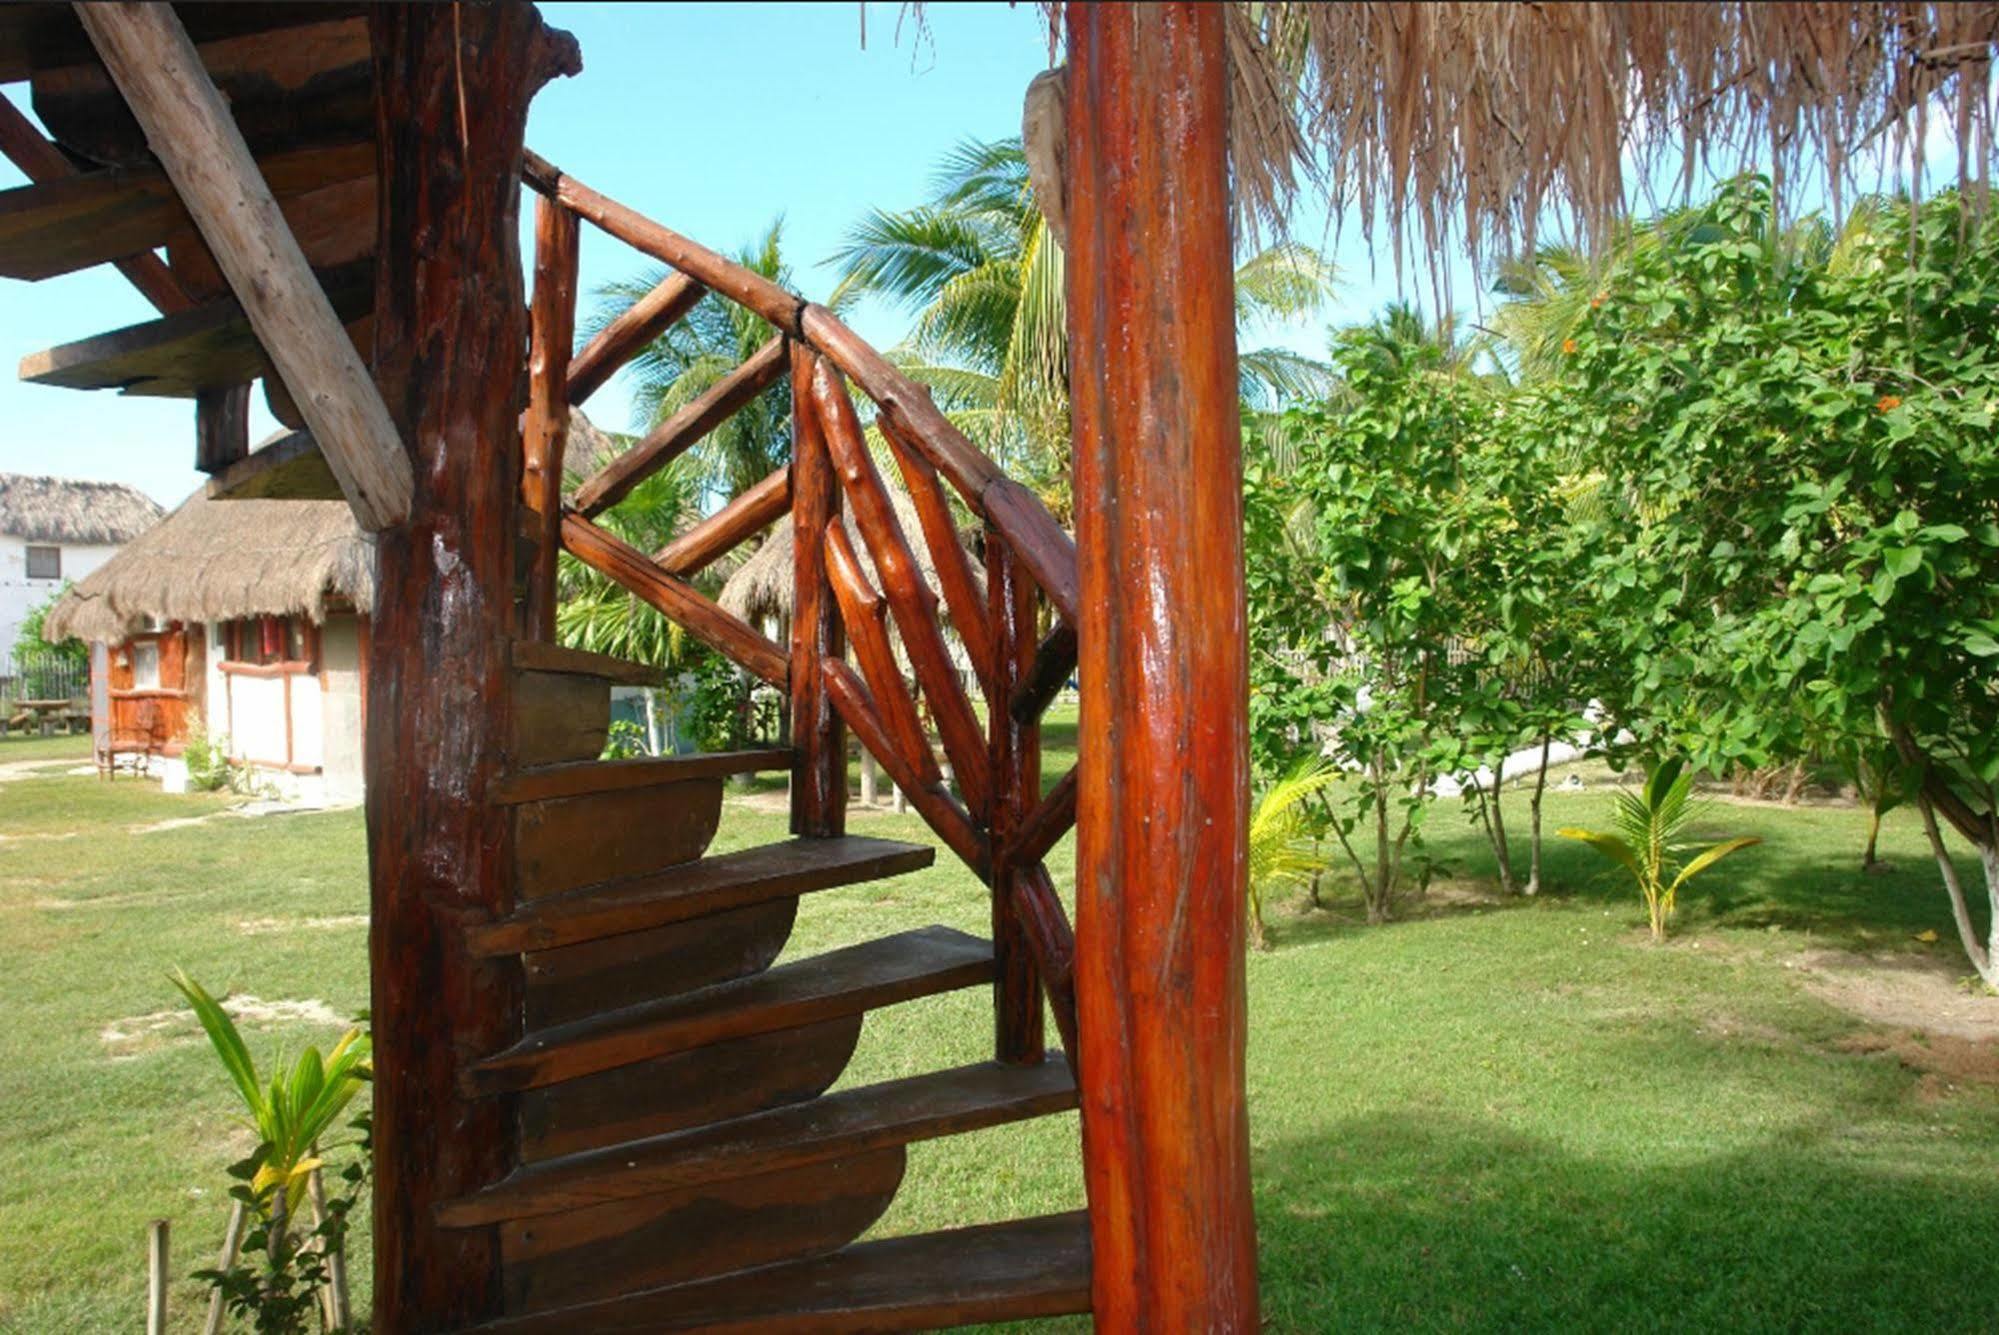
{"left": 652, "top": 464, "right": 789, "bottom": 576}
{"left": 190, "top": 382, "right": 248, "bottom": 476}
{"left": 17, "top": 260, "right": 374, "bottom": 397}
{"left": 567, "top": 270, "right": 705, "bottom": 405}
{"left": 0, "top": 94, "right": 190, "bottom": 312}
{"left": 1065, "top": 4, "right": 1259, "bottom": 1328}
{"left": 1012, "top": 765, "right": 1078, "bottom": 869}
{"left": 361, "top": 5, "right": 578, "bottom": 1331}
{"left": 822, "top": 659, "right": 987, "bottom": 876}
{"left": 825, "top": 524, "right": 943, "bottom": 792}
{"left": 788, "top": 341, "right": 845, "bottom": 837}
{"left": 73, "top": 1, "right": 412, "bottom": 533}
{"left": 521, "top": 194, "right": 579, "bottom": 642}
{"left": 571, "top": 335, "right": 787, "bottom": 518}
{"left": 561, "top": 510, "right": 789, "bottom": 689}
{"left": 205, "top": 429, "right": 341, "bottom": 501}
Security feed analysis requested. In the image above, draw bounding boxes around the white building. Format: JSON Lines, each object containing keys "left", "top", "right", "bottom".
{"left": 0, "top": 472, "right": 162, "bottom": 660}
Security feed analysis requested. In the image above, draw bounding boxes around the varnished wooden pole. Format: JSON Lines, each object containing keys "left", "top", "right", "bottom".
{"left": 522, "top": 193, "right": 580, "bottom": 641}
{"left": 987, "top": 534, "right": 1045, "bottom": 1065}
{"left": 364, "top": 6, "right": 577, "bottom": 1332}
{"left": 1065, "top": 4, "right": 1259, "bottom": 1328}
{"left": 789, "top": 341, "right": 845, "bottom": 837}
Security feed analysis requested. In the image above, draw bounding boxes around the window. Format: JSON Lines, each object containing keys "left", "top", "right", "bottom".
{"left": 222, "top": 616, "right": 315, "bottom": 669}
{"left": 131, "top": 640, "right": 160, "bottom": 690}
{"left": 24, "top": 545, "right": 59, "bottom": 580}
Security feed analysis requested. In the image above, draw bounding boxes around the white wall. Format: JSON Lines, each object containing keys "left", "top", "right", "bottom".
{"left": 0, "top": 536, "right": 120, "bottom": 656}
{"left": 207, "top": 615, "right": 365, "bottom": 805}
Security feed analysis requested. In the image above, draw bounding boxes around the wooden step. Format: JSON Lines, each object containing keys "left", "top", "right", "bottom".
{"left": 17, "top": 259, "right": 372, "bottom": 396}
{"left": 509, "top": 637, "right": 659, "bottom": 686}
{"left": 471, "top": 1211, "right": 1092, "bottom": 1334}
{"left": 464, "top": 926, "right": 994, "bottom": 1097}
{"left": 471, "top": 836, "right": 933, "bottom": 957}
{"left": 442, "top": 1055, "right": 1073, "bottom": 1227}
{"left": 494, "top": 748, "right": 792, "bottom": 805}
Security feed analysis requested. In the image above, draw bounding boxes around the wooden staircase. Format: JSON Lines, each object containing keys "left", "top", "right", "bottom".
{"left": 0, "top": 16, "right": 1093, "bottom": 1320}
{"left": 443, "top": 645, "right": 1089, "bottom": 1328}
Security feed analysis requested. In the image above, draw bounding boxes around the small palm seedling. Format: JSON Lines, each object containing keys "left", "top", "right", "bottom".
{"left": 172, "top": 970, "right": 370, "bottom": 1329}
{"left": 1558, "top": 758, "right": 1760, "bottom": 940}
{"left": 1248, "top": 759, "right": 1343, "bottom": 949}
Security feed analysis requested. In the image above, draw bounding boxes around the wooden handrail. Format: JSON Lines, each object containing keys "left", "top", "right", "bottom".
{"left": 881, "top": 416, "right": 995, "bottom": 687}
{"left": 560, "top": 510, "right": 788, "bottom": 687}
{"left": 525, "top": 150, "right": 805, "bottom": 337}
{"left": 521, "top": 194, "right": 579, "bottom": 641}
{"left": 1012, "top": 767, "right": 1078, "bottom": 868}
{"left": 520, "top": 151, "right": 1079, "bottom": 626}
{"left": 652, "top": 464, "right": 790, "bottom": 576}
{"left": 572, "top": 336, "right": 788, "bottom": 517}
{"left": 1012, "top": 621, "right": 1077, "bottom": 724}
{"left": 825, "top": 526, "right": 945, "bottom": 790}
{"left": 812, "top": 360, "right": 991, "bottom": 816}
{"left": 802, "top": 303, "right": 1080, "bottom": 625}
{"left": 822, "top": 659, "right": 988, "bottom": 875}
{"left": 567, "top": 271, "right": 705, "bottom": 405}
{"left": 1010, "top": 862, "right": 1080, "bottom": 1063}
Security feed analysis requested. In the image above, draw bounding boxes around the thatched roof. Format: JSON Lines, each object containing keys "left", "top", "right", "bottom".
{"left": 0, "top": 471, "right": 162, "bottom": 545}
{"left": 982, "top": 3, "right": 1999, "bottom": 270}
{"left": 43, "top": 489, "right": 372, "bottom": 644}
{"left": 720, "top": 481, "right": 980, "bottom": 627}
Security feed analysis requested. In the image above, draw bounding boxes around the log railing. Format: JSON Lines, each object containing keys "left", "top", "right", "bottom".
{"left": 517, "top": 153, "right": 1082, "bottom": 1068}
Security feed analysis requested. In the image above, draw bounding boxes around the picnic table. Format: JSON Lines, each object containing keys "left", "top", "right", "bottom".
{"left": 14, "top": 699, "right": 78, "bottom": 737}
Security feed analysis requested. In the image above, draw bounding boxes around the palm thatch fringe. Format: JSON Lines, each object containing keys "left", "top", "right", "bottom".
{"left": 920, "top": 3, "right": 1997, "bottom": 272}
{"left": 0, "top": 472, "right": 162, "bottom": 546}
{"left": 43, "top": 490, "right": 372, "bottom": 644}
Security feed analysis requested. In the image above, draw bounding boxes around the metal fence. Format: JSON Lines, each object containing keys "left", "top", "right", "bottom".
{"left": 0, "top": 647, "right": 87, "bottom": 708}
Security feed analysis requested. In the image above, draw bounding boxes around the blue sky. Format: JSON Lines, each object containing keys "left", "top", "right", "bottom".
{"left": 1, "top": 3, "right": 1959, "bottom": 507}
{"left": 0, "top": 2, "right": 1402, "bottom": 508}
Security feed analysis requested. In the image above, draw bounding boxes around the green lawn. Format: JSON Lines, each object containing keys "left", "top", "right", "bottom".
{"left": 2, "top": 740, "right": 1996, "bottom": 1331}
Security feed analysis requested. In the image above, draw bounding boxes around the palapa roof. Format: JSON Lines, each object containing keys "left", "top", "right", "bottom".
{"left": 720, "top": 481, "right": 980, "bottom": 627}
{"left": 986, "top": 3, "right": 1999, "bottom": 270}
{"left": 0, "top": 471, "right": 162, "bottom": 545}
{"left": 43, "top": 488, "right": 372, "bottom": 644}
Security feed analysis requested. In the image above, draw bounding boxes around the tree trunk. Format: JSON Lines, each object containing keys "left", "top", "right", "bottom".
{"left": 1525, "top": 730, "right": 1553, "bottom": 896}
{"left": 1914, "top": 792, "right": 1999, "bottom": 990}
{"left": 363, "top": 8, "right": 576, "bottom": 1331}
{"left": 1862, "top": 802, "right": 1885, "bottom": 872}
{"left": 859, "top": 747, "right": 878, "bottom": 806}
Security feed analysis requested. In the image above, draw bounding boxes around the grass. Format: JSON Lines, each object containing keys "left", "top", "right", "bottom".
{"left": 2, "top": 731, "right": 1996, "bottom": 1331}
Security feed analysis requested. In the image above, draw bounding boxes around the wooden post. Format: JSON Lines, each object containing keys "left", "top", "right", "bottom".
{"left": 987, "top": 534, "right": 1046, "bottom": 1065}
{"left": 363, "top": 6, "right": 577, "bottom": 1333}
{"left": 1064, "top": 4, "right": 1260, "bottom": 1328}
{"left": 194, "top": 384, "right": 250, "bottom": 475}
{"left": 789, "top": 340, "right": 846, "bottom": 836}
{"left": 522, "top": 194, "right": 580, "bottom": 641}
{"left": 145, "top": 1218, "right": 169, "bottom": 1335}
{"left": 201, "top": 1199, "right": 247, "bottom": 1335}
{"left": 73, "top": 0, "right": 414, "bottom": 532}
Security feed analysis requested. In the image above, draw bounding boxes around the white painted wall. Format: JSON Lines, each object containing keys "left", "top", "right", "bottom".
{"left": 0, "top": 535, "right": 120, "bottom": 655}
{"left": 204, "top": 615, "right": 366, "bottom": 805}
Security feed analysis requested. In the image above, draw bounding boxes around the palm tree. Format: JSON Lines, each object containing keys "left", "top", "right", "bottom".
{"left": 587, "top": 220, "right": 798, "bottom": 505}
{"left": 831, "top": 137, "right": 1338, "bottom": 520}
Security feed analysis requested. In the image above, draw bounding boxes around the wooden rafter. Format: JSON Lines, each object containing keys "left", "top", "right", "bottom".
{"left": 72, "top": 0, "right": 411, "bottom": 532}
{"left": 652, "top": 463, "right": 790, "bottom": 577}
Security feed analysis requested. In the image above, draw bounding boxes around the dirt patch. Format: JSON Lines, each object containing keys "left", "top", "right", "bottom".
{"left": 1837, "top": 1029, "right": 1999, "bottom": 1099}
{"left": 99, "top": 994, "right": 349, "bottom": 1060}
{"left": 1697, "top": 1012, "right": 1796, "bottom": 1046}
{"left": 235, "top": 914, "right": 368, "bottom": 936}
{"left": 1792, "top": 947, "right": 1999, "bottom": 1041}
{"left": 129, "top": 797, "right": 348, "bottom": 835}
